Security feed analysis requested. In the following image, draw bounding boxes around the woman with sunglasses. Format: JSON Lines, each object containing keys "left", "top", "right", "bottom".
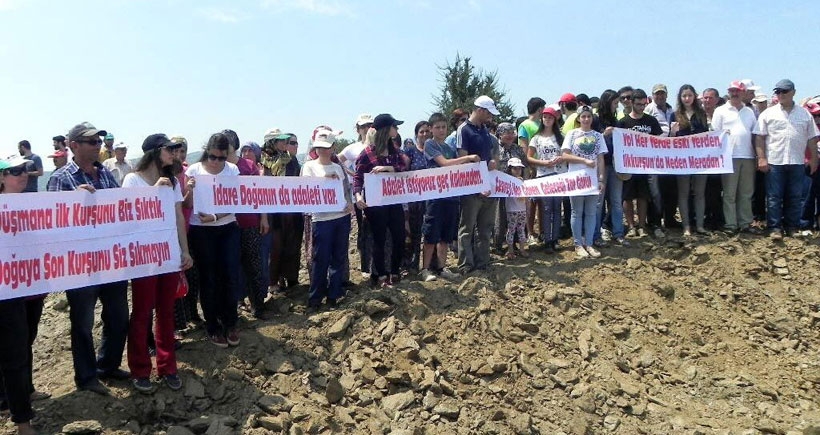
{"left": 561, "top": 106, "right": 607, "bottom": 259}
{"left": 0, "top": 156, "right": 38, "bottom": 435}
{"left": 121, "top": 134, "right": 193, "bottom": 393}
{"left": 670, "top": 84, "right": 710, "bottom": 236}
{"left": 353, "top": 114, "right": 408, "bottom": 287}
{"left": 184, "top": 133, "right": 242, "bottom": 348}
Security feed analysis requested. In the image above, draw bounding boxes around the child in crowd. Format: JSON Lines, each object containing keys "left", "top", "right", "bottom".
{"left": 504, "top": 158, "right": 529, "bottom": 259}
{"left": 419, "top": 113, "right": 480, "bottom": 282}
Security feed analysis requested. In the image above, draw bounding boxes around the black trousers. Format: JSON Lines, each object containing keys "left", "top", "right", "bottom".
{"left": 0, "top": 298, "right": 33, "bottom": 424}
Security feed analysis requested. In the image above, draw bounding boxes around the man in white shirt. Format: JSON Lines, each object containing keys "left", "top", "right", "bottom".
{"left": 714, "top": 81, "right": 759, "bottom": 234}
{"left": 103, "top": 142, "right": 133, "bottom": 186}
{"left": 754, "top": 79, "right": 820, "bottom": 239}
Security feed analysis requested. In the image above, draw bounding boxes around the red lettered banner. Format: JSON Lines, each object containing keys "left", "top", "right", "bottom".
{"left": 613, "top": 128, "right": 732, "bottom": 175}
{"left": 363, "top": 162, "right": 490, "bottom": 206}
{"left": 0, "top": 187, "right": 180, "bottom": 300}
{"left": 489, "top": 168, "right": 599, "bottom": 197}
{"left": 193, "top": 176, "right": 345, "bottom": 214}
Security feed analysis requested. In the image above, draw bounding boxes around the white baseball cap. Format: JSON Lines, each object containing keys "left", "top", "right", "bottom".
{"left": 355, "top": 113, "right": 374, "bottom": 126}
{"left": 752, "top": 93, "right": 768, "bottom": 103}
{"left": 474, "top": 95, "right": 500, "bottom": 116}
{"left": 740, "top": 79, "right": 761, "bottom": 91}
{"left": 113, "top": 141, "right": 127, "bottom": 150}
{"left": 312, "top": 128, "right": 337, "bottom": 149}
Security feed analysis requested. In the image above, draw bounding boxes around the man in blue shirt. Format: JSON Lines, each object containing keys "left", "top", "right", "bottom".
{"left": 456, "top": 96, "right": 500, "bottom": 273}
{"left": 47, "top": 122, "right": 130, "bottom": 396}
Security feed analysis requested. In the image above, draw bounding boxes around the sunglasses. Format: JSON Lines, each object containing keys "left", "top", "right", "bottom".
{"left": 774, "top": 89, "right": 790, "bottom": 95}
{"left": 620, "top": 95, "right": 632, "bottom": 101}
{"left": 207, "top": 154, "right": 227, "bottom": 162}
{"left": 163, "top": 143, "right": 183, "bottom": 151}
{"left": 3, "top": 166, "right": 26, "bottom": 176}
{"left": 78, "top": 138, "right": 103, "bottom": 145}
{"left": 288, "top": 140, "right": 298, "bottom": 145}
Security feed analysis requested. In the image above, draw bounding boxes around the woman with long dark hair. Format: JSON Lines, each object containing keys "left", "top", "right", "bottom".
{"left": 122, "top": 134, "right": 193, "bottom": 393}
{"left": 597, "top": 89, "right": 629, "bottom": 245}
{"left": 527, "top": 107, "right": 566, "bottom": 253}
{"left": 670, "top": 84, "right": 710, "bottom": 236}
{"left": 353, "top": 114, "right": 408, "bottom": 287}
{"left": 185, "top": 133, "right": 242, "bottom": 348}
{"left": 0, "top": 156, "right": 38, "bottom": 435}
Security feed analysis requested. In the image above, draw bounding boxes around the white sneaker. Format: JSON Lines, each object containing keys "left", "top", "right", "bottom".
{"left": 420, "top": 269, "right": 437, "bottom": 282}
{"left": 601, "top": 228, "right": 613, "bottom": 242}
{"left": 627, "top": 227, "right": 638, "bottom": 238}
{"left": 575, "top": 246, "right": 590, "bottom": 258}
{"left": 637, "top": 227, "right": 648, "bottom": 238}
{"left": 586, "top": 246, "right": 601, "bottom": 258}
{"left": 439, "top": 268, "right": 461, "bottom": 281}
{"left": 527, "top": 235, "right": 540, "bottom": 246}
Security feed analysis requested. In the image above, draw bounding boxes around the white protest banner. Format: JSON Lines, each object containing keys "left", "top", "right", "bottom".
{"left": 0, "top": 187, "right": 180, "bottom": 301}
{"left": 363, "top": 162, "right": 490, "bottom": 206}
{"left": 489, "top": 168, "right": 599, "bottom": 198}
{"left": 613, "top": 128, "right": 732, "bottom": 175}
{"left": 193, "top": 175, "right": 345, "bottom": 214}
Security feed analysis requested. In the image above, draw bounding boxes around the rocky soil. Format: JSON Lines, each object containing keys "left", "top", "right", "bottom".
{"left": 3, "top": 229, "right": 820, "bottom": 434}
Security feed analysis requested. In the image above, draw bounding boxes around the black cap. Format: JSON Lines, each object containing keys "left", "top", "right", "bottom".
{"left": 52, "top": 135, "right": 66, "bottom": 142}
{"left": 142, "top": 133, "right": 173, "bottom": 152}
{"left": 372, "top": 113, "right": 404, "bottom": 130}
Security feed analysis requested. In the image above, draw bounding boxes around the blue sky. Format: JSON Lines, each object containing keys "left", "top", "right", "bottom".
{"left": 1, "top": 0, "right": 818, "bottom": 170}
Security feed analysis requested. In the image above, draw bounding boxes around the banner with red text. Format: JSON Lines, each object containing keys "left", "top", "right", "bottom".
{"left": 489, "top": 168, "right": 599, "bottom": 197}
{"left": 0, "top": 187, "right": 181, "bottom": 300}
{"left": 613, "top": 128, "right": 731, "bottom": 175}
{"left": 193, "top": 176, "right": 345, "bottom": 214}
{"left": 363, "top": 162, "right": 490, "bottom": 206}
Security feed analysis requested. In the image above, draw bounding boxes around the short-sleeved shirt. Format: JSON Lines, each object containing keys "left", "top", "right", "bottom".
{"left": 712, "top": 104, "right": 757, "bottom": 159}
{"left": 456, "top": 121, "right": 493, "bottom": 162}
{"left": 185, "top": 161, "right": 240, "bottom": 226}
{"left": 47, "top": 159, "right": 119, "bottom": 192}
{"left": 561, "top": 113, "right": 579, "bottom": 136}
{"left": 300, "top": 160, "right": 349, "bottom": 222}
{"left": 404, "top": 142, "right": 428, "bottom": 171}
{"left": 102, "top": 158, "right": 133, "bottom": 186}
{"left": 517, "top": 119, "right": 540, "bottom": 142}
{"left": 24, "top": 153, "right": 43, "bottom": 192}
{"left": 121, "top": 172, "right": 184, "bottom": 203}
{"left": 424, "top": 139, "right": 455, "bottom": 168}
{"left": 339, "top": 141, "right": 366, "bottom": 173}
{"left": 754, "top": 104, "right": 820, "bottom": 165}
{"left": 529, "top": 134, "right": 567, "bottom": 177}
{"left": 561, "top": 129, "right": 607, "bottom": 172}
{"left": 618, "top": 113, "right": 663, "bottom": 136}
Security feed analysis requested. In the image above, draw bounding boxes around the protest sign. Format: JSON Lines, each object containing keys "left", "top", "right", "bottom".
{"left": 193, "top": 175, "right": 345, "bottom": 214}
{"left": 613, "top": 128, "right": 732, "bottom": 175}
{"left": 490, "top": 168, "right": 599, "bottom": 198}
{"left": 363, "top": 162, "right": 490, "bottom": 206}
{"left": 0, "top": 187, "right": 180, "bottom": 300}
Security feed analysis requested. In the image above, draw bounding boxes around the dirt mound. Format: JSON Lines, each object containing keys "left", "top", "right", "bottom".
{"left": 5, "top": 231, "right": 820, "bottom": 434}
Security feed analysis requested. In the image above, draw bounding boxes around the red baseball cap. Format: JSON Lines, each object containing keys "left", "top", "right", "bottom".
{"left": 542, "top": 107, "right": 560, "bottom": 118}
{"left": 728, "top": 80, "right": 747, "bottom": 91}
{"left": 805, "top": 103, "right": 820, "bottom": 116}
{"left": 558, "top": 93, "right": 576, "bottom": 104}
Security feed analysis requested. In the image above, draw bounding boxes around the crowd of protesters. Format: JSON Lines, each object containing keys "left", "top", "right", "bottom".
{"left": 1, "top": 78, "right": 819, "bottom": 434}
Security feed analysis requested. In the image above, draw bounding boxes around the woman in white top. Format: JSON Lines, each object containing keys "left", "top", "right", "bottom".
{"left": 122, "top": 134, "right": 193, "bottom": 394}
{"left": 561, "top": 106, "right": 607, "bottom": 259}
{"left": 184, "top": 133, "right": 242, "bottom": 349}
{"left": 527, "top": 106, "right": 566, "bottom": 253}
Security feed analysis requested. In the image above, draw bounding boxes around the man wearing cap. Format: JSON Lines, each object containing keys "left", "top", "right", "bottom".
{"left": 98, "top": 132, "right": 115, "bottom": 163}
{"left": 558, "top": 93, "right": 578, "bottom": 133}
{"left": 17, "top": 140, "right": 43, "bottom": 193}
{"left": 714, "top": 81, "right": 759, "bottom": 235}
{"left": 752, "top": 93, "right": 769, "bottom": 116}
{"left": 456, "top": 95, "right": 499, "bottom": 274}
{"left": 102, "top": 142, "right": 133, "bottom": 186}
{"left": 754, "top": 79, "right": 820, "bottom": 240}
{"left": 46, "top": 122, "right": 130, "bottom": 395}
{"left": 48, "top": 149, "right": 68, "bottom": 170}
{"left": 740, "top": 79, "right": 761, "bottom": 111}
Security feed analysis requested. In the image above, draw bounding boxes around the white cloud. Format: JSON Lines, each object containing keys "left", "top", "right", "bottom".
{"left": 260, "top": 0, "right": 353, "bottom": 17}
{"left": 197, "top": 6, "right": 246, "bottom": 23}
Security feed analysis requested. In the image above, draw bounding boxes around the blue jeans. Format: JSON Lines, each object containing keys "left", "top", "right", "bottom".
{"left": 66, "top": 280, "right": 129, "bottom": 388}
{"left": 570, "top": 195, "right": 598, "bottom": 246}
{"left": 606, "top": 166, "right": 625, "bottom": 238}
{"left": 309, "top": 215, "right": 351, "bottom": 304}
{"left": 766, "top": 164, "right": 804, "bottom": 231}
{"left": 189, "top": 223, "right": 241, "bottom": 336}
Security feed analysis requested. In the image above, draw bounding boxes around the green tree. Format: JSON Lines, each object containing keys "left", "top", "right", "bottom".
{"left": 433, "top": 53, "right": 515, "bottom": 122}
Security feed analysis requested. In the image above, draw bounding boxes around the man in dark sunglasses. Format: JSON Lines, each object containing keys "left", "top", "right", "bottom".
{"left": 46, "top": 121, "right": 130, "bottom": 396}
{"left": 753, "top": 79, "right": 820, "bottom": 240}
